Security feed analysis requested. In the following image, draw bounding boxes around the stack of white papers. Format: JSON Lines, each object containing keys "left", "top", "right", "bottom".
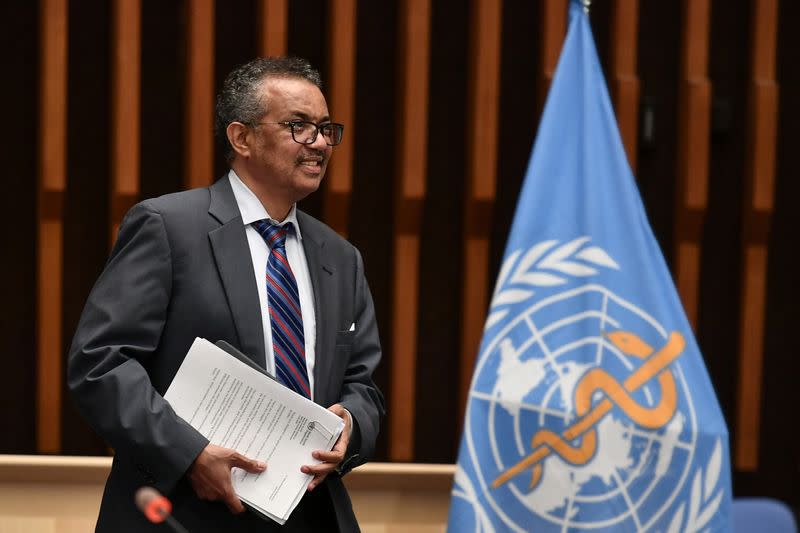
{"left": 164, "top": 338, "right": 344, "bottom": 524}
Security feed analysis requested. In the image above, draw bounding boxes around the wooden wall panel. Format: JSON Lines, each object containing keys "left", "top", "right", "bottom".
{"left": 389, "top": 0, "right": 430, "bottom": 462}
{"left": 323, "top": 0, "right": 356, "bottom": 235}
{"left": 754, "top": 0, "right": 800, "bottom": 504}
{"left": 412, "top": 0, "right": 470, "bottom": 463}
{"left": 688, "top": 0, "right": 746, "bottom": 450}
{"left": 610, "top": 0, "right": 639, "bottom": 170}
{"left": 491, "top": 1, "right": 541, "bottom": 298}
{"left": 185, "top": 0, "right": 215, "bottom": 189}
{"left": 287, "top": 0, "right": 328, "bottom": 86}
{"left": 539, "top": 0, "right": 567, "bottom": 106}
{"left": 735, "top": 0, "right": 779, "bottom": 471}
{"left": 286, "top": 0, "right": 329, "bottom": 219}
{"left": 213, "top": 1, "right": 259, "bottom": 180}
{"left": 258, "top": 0, "right": 287, "bottom": 56}
{"left": 140, "top": 0, "right": 185, "bottom": 201}
{"left": 0, "top": 0, "right": 794, "bottom": 515}
{"left": 37, "top": 0, "right": 68, "bottom": 454}
{"left": 61, "top": 0, "right": 113, "bottom": 455}
{"left": 0, "top": 0, "right": 38, "bottom": 454}
{"left": 458, "top": 0, "right": 503, "bottom": 415}
{"left": 348, "top": 0, "right": 399, "bottom": 461}
{"left": 674, "top": 0, "right": 711, "bottom": 328}
{"left": 110, "top": 0, "right": 141, "bottom": 242}
{"left": 635, "top": 1, "right": 680, "bottom": 265}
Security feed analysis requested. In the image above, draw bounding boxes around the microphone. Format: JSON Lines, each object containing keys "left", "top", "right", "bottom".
{"left": 135, "top": 486, "right": 190, "bottom": 533}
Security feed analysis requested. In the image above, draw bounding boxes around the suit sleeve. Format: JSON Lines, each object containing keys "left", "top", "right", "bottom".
{"left": 67, "top": 202, "right": 208, "bottom": 493}
{"left": 337, "top": 248, "right": 386, "bottom": 473}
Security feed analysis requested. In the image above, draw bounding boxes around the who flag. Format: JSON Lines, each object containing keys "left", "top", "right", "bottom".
{"left": 447, "top": 2, "right": 732, "bottom": 532}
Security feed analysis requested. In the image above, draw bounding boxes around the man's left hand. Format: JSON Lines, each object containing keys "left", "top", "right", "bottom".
{"left": 301, "top": 403, "right": 351, "bottom": 491}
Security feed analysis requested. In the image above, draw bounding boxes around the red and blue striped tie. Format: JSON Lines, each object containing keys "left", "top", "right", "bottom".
{"left": 253, "top": 220, "right": 311, "bottom": 398}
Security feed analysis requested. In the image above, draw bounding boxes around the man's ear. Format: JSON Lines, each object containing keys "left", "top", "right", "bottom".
{"left": 226, "top": 122, "right": 251, "bottom": 158}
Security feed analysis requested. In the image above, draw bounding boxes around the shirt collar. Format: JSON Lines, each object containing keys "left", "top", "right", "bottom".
{"left": 228, "top": 169, "right": 302, "bottom": 240}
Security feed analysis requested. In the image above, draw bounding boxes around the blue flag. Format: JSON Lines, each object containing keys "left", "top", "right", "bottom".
{"left": 448, "top": 2, "right": 732, "bottom": 532}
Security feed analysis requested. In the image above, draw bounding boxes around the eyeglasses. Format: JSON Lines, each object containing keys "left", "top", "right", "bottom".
{"left": 253, "top": 120, "right": 344, "bottom": 146}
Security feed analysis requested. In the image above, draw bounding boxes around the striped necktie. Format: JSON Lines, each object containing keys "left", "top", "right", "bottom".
{"left": 252, "top": 220, "right": 311, "bottom": 398}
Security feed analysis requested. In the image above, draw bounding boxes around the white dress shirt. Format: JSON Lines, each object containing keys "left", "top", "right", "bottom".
{"left": 228, "top": 170, "right": 317, "bottom": 398}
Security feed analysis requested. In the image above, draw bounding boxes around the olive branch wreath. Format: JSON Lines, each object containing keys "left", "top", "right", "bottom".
{"left": 486, "top": 236, "right": 620, "bottom": 330}
{"left": 451, "top": 465, "right": 494, "bottom": 532}
{"left": 665, "top": 438, "right": 726, "bottom": 533}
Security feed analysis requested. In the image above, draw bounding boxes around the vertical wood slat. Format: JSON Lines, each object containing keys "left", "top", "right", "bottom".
{"left": 610, "top": 0, "right": 640, "bottom": 171}
{"left": 539, "top": 0, "right": 568, "bottom": 107}
{"left": 389, "top": 0, "right": 430, "bottom": 462}
{"left": 323, "top": 0, "right": 356, "bottom": 236}
{"left": 37, "top": 0, "right": 68, "bottom": 453}
{"left": 110, "top": 0, "right": 141, "bottom": 243}
{"left": 674, "top": 0, "right": 711, "bottom": 328}
{"left": 458, "top": 0, "right": 503, "bottom": 416}
{"left": 184, "top": 0, "right": 215, "bottom": 189}
{"left": 257, "top": 0, "right": 287, "bottom": 57}
{"left": 736, "top": 0, "right": 779, "bottom": 471}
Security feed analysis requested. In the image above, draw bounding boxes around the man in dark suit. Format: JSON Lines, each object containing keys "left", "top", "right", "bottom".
{"left": 67, "top": 57, "right": 385, "bottom": 532}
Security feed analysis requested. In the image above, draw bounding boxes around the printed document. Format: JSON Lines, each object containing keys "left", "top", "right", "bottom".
{"left": 164, "top": 337, "right": 344, "bottom": 524}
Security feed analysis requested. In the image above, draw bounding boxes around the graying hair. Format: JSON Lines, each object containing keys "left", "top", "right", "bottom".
{"left": 215, "top": 57, "right": 323, "bottom": 162}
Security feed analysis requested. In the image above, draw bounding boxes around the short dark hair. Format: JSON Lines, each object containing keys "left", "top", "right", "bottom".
{"left": 215, "top": 57, "right": 323, "bottom": 162}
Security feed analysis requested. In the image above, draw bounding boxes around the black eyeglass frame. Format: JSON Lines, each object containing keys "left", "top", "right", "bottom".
{"left": 252, "top": 120, "right": 345, "bottom": 146}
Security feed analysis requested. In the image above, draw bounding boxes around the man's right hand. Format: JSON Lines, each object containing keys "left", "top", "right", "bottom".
{"left": 187, "top": 443, "right": 266, "bottom": 514}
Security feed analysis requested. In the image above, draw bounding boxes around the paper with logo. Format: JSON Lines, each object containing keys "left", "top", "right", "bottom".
{"left": 164, "top": 337, "right": 344, "bottom": 524}
{"left": 447, "top": 1, "right": 732, "bottom": 531}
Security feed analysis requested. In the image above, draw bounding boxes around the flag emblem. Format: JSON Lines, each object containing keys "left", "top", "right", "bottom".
{"left": 451, "top": 241, "right": 724, "bottom": 531}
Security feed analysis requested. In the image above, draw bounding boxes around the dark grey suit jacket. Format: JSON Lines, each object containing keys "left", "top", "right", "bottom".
{"left": 67, "top": 177, "right": 385, "bottom": 532}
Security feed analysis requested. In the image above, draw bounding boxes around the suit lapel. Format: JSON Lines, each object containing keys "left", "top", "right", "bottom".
{"left": 207, "top": 178, "right": 267, "bottom": 368}
{"left": 298, "top": 212, "right": 335, "bottom": 403}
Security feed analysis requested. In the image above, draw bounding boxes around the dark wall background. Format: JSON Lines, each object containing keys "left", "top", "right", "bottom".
{"left": 0, "top": 0, "right": 796, "bottom": 516}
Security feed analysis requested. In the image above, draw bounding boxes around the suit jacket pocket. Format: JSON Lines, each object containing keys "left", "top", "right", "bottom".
{"left": 335, "top": 329, "right": 355, "bottom": 347}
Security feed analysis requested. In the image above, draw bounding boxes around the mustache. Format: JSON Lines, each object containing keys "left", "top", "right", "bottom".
{"left": 297, "top": 149, "right": 327, "bottom": 161}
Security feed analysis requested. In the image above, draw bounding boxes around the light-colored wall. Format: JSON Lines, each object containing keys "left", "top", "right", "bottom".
{"left": 0, "top": 456, "right": 453, "bottom": 533}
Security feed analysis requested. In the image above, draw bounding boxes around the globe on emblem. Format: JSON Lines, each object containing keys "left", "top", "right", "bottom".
{"left": 461, "top": 285, "right": 698, "bottom": 532}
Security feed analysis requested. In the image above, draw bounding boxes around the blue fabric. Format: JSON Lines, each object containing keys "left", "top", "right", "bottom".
{"left": 733, "top": 499, "right": 797, "bottom": 533}
{"left": 448, "top": 1, "right": 732, "bottom": 531}
{"left": 253, "top": 220, "right": 311, "bottom": 398}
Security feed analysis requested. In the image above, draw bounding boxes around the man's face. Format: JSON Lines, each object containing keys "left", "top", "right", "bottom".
{"left": 247, "top": 77, "right": 333, "bottom": 202}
